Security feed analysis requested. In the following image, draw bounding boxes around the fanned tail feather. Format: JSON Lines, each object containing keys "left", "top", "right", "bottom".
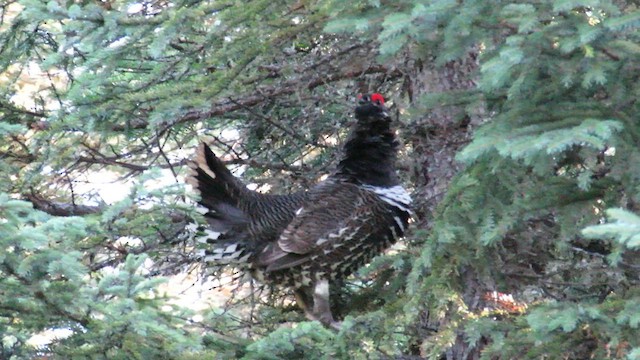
{"left": 187, "top": 143, "right": 254, "bottom": 265}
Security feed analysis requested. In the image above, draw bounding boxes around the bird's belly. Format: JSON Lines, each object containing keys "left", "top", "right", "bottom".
{"left": 255, "top": 232, "right": 397, "bottom": 288}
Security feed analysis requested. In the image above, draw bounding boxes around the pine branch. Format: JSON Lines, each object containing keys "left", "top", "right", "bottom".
{"left": 44, "top": 3, "right": 233, "bottom": 27}
{"left": 75, "top": 153, "right": 188, "bottom": 172}
{"left": 111, "top": 64, "right": 401, "bottom": 131}
{"left": 1, "top": 263, "right": 90, "bottom": 327}
{"left": 25, "top": 193, "right": 103, "bottom": 216}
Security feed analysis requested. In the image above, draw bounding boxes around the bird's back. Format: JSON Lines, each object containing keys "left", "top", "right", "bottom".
{"left": 188, "top": 93, "right": 411, "bottom": 327}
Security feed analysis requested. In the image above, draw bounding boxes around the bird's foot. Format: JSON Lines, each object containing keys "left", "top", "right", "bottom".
{"left": 302, "top": 310, "right": 341, "bottom": 330}
{"left": 329, "top": 320, "right": 342, "bottom": 331}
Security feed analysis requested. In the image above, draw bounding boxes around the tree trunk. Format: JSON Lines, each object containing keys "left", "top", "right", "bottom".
{"left": 407, "top": 51, "right": 485, "bottom": 360}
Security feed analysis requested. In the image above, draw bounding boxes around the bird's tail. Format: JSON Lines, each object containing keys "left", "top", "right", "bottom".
{"left": 187, "top": 142, "right": 254, "bottom": 265}
{"left": 193, "top": 226, "right": 252, "bottom": 264}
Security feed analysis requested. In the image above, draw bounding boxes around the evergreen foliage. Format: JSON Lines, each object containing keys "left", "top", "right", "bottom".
{"left": 2, "top": 0, "right": 640, "bottom": 358}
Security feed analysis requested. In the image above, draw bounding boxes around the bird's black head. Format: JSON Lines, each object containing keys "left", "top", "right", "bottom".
{"left": 336, "top": 93, "right": 400, "bottom": 186}
{"left": 355, "top": 93, "right": 390, "bottom": 122}
{"left": 336, "top": 93, "right": 399, "bottom": 186}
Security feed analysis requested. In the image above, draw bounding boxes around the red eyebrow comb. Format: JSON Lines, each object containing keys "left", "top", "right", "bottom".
{"left": 371, "top": 93, "right": 384, "bottom": 105}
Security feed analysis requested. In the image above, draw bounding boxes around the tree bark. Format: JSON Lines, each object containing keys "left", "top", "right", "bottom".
{"left": 407, "top": 51, "right": 485, "bottom": 360}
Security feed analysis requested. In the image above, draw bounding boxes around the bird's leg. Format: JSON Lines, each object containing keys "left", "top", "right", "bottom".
{"left": 294, "top": 287, "right": 325, "bottom": 323}
{"left": 312, "top": 279, "right": 341, "bottom": 330}
{"left": 294, "top": 287, "right": 313, "bottom": 318}
{"left": 294, "top": 282, "right": 341, "bottom": 329}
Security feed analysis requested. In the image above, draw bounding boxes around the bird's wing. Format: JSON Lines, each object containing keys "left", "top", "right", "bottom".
{"left": 257, "top": 181, "right": 391, "bottom": 271}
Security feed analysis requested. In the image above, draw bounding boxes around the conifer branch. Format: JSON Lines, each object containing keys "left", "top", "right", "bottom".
{"left": 112, "top": 64, "right": 400, "bottom": 131}
{"left": 45, "top": 3, "right": 233, "bottom": 26}
{"left": 25, "top": 192, "right": 103, "bottom": 216}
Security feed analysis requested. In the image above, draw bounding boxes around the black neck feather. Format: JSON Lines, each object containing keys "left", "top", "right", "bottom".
{"left": 335, "top": 119, "right": 400, "bottom": 187}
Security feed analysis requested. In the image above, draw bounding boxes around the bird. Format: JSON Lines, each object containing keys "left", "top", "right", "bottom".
{"left": 187, "top": 93, "right": 411, "bottom": 328}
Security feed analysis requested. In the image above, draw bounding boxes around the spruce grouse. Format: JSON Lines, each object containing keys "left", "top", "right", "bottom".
{"left": 187, "top": 93, "right": 411, "bottom": 328}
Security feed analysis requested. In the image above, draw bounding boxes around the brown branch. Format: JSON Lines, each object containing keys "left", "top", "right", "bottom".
{"left": 77, "top": 140, "right": 307, "bottom": 173}
{"left": 76, "top": 155, "right": 150, "bottom": 171}
{"left": 155, "top": 132, "right": 180, "bottom": 181}
{"left": 223, "top": 157, "right": 308, "bottom": 173}
{"left": 600, "top": 46, "right": 621, "bottom": 61}
{"left": 0, "top": 100, "right": 46, "bottom": 118}
{"left": 229, "top": 97, "right": 320, "bottom": 148}
{"left": 76, "top": 155, "right": 188, "bottom": 172}
{"left": 112, "top": 64, "right": 402, "bottom": 131}
{"left": 25, "top": 193, "right": 104, "bottom": 216}
{"left": 303, "top": 43, "right": 363, "bottom": 72}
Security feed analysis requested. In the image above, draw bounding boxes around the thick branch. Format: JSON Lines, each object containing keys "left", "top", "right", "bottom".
{"left": 26, "top": 193, "right": 103, "bottom": 216}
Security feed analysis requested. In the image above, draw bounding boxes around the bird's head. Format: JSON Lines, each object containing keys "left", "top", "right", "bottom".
{"left": 355, "top": 93, "right": 390, "bottom": 123}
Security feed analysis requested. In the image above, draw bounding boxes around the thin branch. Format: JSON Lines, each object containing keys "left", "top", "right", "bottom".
{"left": 221, "top": 157, "right": 308, "bottom": 173}
{"left": 228, "top": 96, "right": 323, "bottom": 148}
{"left": 76, "top": 155, "right": 151, "bottom": 172}
{"left": 112, "top": 64, "right": 401, "bottom": 131}
{"left": 0, "top": 100, "right": 46, "bottom": 118}
{"left": 155, "top": 130, "right": 179, "bottom": 181}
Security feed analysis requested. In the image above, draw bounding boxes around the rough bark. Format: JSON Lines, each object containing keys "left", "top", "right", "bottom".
{"left": 406, "top": 50, "right": 485, "bottom": 360}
